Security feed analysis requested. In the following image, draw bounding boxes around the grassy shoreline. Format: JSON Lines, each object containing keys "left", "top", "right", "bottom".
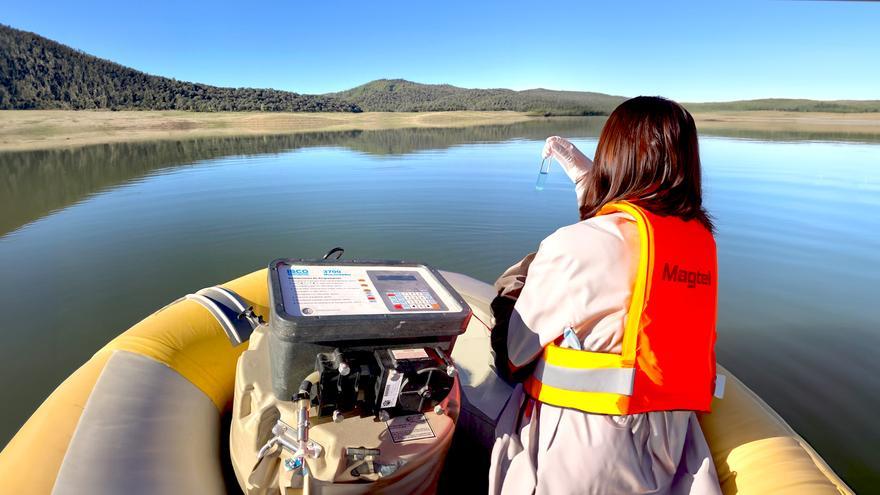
{"left": 2, "top": 110, "right": 880, "bottom": 152}
{"left": 0, "top": 111, "right": 539, "bottom": 152}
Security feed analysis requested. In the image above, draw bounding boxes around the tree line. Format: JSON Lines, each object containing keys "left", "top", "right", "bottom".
{"left": 0, "top": 24, "right": 361, "bottom": 112}
{"left": 332, "top": 80, "right": 626, "bottom": 115}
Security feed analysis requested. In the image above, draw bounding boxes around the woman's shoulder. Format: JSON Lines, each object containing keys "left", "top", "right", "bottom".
{"left": 542, "top": 211, "right": 638, "bottom": 256}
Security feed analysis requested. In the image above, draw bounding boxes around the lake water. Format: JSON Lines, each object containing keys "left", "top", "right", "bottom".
{"left": 1, "top": 118, "right": 878, "bottom": 491}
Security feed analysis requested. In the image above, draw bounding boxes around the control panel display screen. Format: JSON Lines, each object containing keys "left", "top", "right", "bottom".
{"left": 277, "top": 264, "right": 461, "bottom": 317}
{"left": 369, "top": 271, "right": 448, "bottom": 312}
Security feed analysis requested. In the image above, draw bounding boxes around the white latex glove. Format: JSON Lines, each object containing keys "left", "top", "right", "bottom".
{"left": 541, "top": 136, "right": 594, "bottom": 203}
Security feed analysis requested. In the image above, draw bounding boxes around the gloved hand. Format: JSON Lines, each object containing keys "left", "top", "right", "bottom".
{"left": 541, "top": 136, "right": 594, "bottom": 182}
{"left": 541, "top": 136, "right": 594, "bottom": 203}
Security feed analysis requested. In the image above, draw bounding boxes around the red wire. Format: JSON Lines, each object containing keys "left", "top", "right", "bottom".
{"left": 471, "top": 312, "right": 491, "bottom": 331}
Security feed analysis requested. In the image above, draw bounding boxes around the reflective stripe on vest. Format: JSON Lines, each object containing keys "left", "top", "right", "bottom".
{"left": 533, "top": 359, "right": 636, "bottom": 395}
{"left": 532, "top": 361, "right": 724, "bottom": 399}
{"left": 523, "top": 201, "right": 718, "bottom": 415}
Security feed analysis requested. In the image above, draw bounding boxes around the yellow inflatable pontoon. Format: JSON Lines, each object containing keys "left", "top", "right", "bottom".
{"left": 0, "top": 269, "right": 854, "bottom": 494}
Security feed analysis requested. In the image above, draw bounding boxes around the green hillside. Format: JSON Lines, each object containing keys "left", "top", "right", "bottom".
{"left": 684, "top": 98, "right": 879, "bottom": 113}
{"left": 332, "top": 80, "right": 880, "bottom": 114}
{"left": 0, "top": 24, "right": 360, "bottom": 112}
{"left": 331, "top": 79, "right": 626, "bottom": 115}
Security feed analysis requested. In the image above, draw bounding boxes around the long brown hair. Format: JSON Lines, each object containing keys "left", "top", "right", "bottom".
{"left": 580, "top": 96, "right": 713, "bottom": 232}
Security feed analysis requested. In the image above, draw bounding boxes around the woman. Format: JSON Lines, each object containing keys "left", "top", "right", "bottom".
{"left": 488, "top": 97, "right": 722, "bottom": 495}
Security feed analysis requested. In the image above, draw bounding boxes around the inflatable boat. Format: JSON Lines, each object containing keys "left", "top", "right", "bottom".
{"left": 0, "top": 263, "right": 854, "bottom": 494}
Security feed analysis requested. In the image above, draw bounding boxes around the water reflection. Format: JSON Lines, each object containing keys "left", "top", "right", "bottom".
{"left": 699, "top": 126, "right": 880, "bottom": 143}
{"left": 0, "top": 119, "right": 607, "bottom": 236}
{"left": 4, "top": 116, "right": 878, "bottom": 238}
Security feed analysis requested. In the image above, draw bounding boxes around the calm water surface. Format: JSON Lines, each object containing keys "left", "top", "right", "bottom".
{"left": 1, "top": 119, "right": 878, "bottom": 491}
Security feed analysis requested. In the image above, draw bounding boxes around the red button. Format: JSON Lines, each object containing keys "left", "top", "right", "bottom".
{"left": 394, "top": 304, "right": 403, "bottom": 310}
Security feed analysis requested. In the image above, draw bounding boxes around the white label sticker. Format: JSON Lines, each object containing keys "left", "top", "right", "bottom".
{"left": 380, "top": 370, "right": 403, "bottom": 408}
{"left": 385, "top": 414, "right": 436, "bottom": 443}
{"left": 714, "top": 374, "right": 726, "bottom": 399}
{"left": 391, "top": 348, "right": 430, "bottom": 360}
{"left": 282, "top": 266, "right": 382, "bottom": 316}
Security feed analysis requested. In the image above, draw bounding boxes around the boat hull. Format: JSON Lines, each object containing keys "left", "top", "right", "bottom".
{"left": 0, "top": 269, "right": 854, "bottom": 494}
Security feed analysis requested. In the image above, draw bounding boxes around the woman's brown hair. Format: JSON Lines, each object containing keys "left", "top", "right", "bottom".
{"left": 580, "top": 96, "right": 713, "bottom": 232}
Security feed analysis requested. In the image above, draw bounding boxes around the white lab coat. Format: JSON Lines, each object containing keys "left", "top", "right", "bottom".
{"left": 488, "top": 212, "right": 722, "bottom": 495}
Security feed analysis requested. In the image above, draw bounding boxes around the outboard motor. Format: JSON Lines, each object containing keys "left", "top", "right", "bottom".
{"left": 229, "top": 258, "right": 471, "bottom": 494}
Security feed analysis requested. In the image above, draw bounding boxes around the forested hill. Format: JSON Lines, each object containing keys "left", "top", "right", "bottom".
{"left": 685, "top": 99, "right": 880, "bottom": 113}
{"left": 330, "top": 79, "right": 626, "bottom": 115}
{"left": 334, "top": 80, "right": 880, "bottom": 114}
{"left": 0, "top": 25, "right": 361, "bottom": 112}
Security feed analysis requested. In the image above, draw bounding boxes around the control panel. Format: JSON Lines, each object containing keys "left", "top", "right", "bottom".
{"left": 276, "top": 263, "right": 460, "bottom": 318}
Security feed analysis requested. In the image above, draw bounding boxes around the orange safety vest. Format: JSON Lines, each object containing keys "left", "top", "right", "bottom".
{"left": 523, "top": 201, "right": 719, "bottom": 414}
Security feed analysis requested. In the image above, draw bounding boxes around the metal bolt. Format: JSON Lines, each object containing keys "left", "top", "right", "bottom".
{"left": 446, "top": 365, "right": 457, "bottom": 377}
{"left": 434, "top": 405, "right": 445, "bottom": 415}
{"left": 338, "top": 362, "right": 351, "bottom": 376}
{"left": 332, "top": 410, "right": 344, "bottom": 423}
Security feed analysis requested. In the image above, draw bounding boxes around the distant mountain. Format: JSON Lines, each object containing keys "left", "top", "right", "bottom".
{"left": 1, "top": 24, "right": 877, "bottom": 114}
{"left": 333, "top": 79, "right": 880, "bottom": 115}
{"left": 330, "top": 79, "right": 626, "bottom": 115}
{"left": 0, "top": 24, "right": 360, "bottom": 112}
{"left": 685, "top": 99, "right": 879, "bottom": 113}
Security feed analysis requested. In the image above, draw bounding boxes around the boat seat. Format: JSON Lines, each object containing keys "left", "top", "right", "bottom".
{"left": 52, "top": 351, "right": 224, "bottom": 495}
{"left": 442, "top": 271, "right": 515, "bottom": 449}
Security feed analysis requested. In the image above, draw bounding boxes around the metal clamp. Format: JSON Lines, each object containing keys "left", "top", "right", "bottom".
{"left": 345, "top": 447, "right": 405, "bottom": 478}
{"left": 345, "top": 447, "right": 380, "bottom": 464}
{"left": 185, "top": 286, "right": 263, "bottom": 345}
{"left": 256, "top": 420, "right": 323, "bottom": 461}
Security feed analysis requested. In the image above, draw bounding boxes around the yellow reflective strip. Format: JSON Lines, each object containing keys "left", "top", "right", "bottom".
{"left": 527, "top": 378, "right": 628, "bottom": 415}
{"left": 597, "top": 201, "right": 653, "bottom": 365}
{"left": 542, "top": 344, "right": 626, "bottom": 369}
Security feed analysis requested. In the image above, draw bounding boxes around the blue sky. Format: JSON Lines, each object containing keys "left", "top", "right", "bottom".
{"left": 2, "top": 0, "right": 878, "bottom": 101}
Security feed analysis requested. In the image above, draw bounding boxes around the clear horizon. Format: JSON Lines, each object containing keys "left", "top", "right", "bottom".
{"left": 2, "top": 0, "right": 879, "bottom": 102}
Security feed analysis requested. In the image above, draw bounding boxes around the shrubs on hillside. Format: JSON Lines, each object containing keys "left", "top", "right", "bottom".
{"left": 0, "top": 25, "right": 361, "bottom": 112}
